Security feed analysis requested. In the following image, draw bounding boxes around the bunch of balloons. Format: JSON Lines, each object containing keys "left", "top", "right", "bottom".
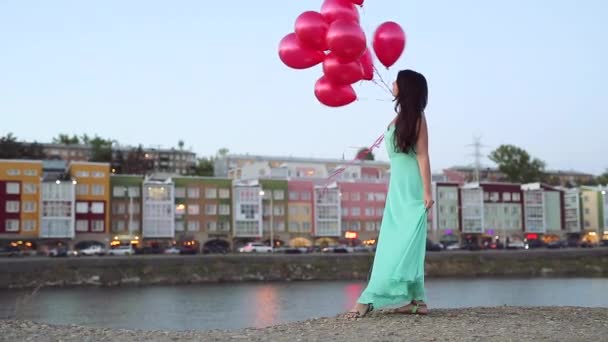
{"left": 278, "top": 0, "right": 406, "bottom": 107}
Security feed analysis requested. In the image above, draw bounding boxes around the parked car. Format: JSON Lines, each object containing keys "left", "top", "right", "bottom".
{"left": 426, "top": 239, "right": 442, "bottom": 252}
{"left": 284, "top": 247, "right": 311, "bottom": 254}
{"left": 0, "top": 246, "right": 23, "bottom": 257}
{"left": 164, "top": 247, "right": 181, "bottom": 255}
{"left": 202, "top": 244, "right": 230, "bottom": 254}
{"left": 238, "top": 243, "right": 272, "bottom": 253}
{"left": 322, "top": 245, "right": 354, "bottom": 253}
{"left": 48, "top": 247, "right": 78, "bottom": 257}
{"left": 79, "top": 245, "right": 106, "bottom": 256}
{"left": 107, "top": 246, "right": 135, "bottom": 256}
{"left": 507, "top": 240, "right": 527, "bottom": 250}
{"left": 445, "top": 243, "right": 461, "bottom": 251}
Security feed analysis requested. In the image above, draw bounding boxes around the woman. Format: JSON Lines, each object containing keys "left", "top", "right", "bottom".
{"left": 346, "top": 69, "right": 433, "bottom": 318}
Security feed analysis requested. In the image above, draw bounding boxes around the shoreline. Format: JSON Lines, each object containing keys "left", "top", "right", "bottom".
{"left": 2, "top": 307, "right": 607, "bottom": 341}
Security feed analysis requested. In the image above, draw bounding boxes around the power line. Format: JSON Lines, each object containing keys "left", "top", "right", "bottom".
{"left": 466, "top": 136, "right": 488, "bottom": 183}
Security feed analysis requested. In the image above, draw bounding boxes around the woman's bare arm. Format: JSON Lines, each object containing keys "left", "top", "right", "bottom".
{"left": 416, "top": 116, "right": 433, "bottom": 208}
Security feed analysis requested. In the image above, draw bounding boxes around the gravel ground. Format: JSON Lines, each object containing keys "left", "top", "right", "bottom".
{"left": 1, "top": 307, "right": 606, "bottom": 342}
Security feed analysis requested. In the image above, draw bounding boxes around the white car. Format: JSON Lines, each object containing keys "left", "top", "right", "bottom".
{"left": 107, "top": 246, "right": 135, "bottom": 256}
{"left": 79, "top": 245, "right": 106, "bottom": 256}
{"left": 164, "top": 247, "right": 181, "bottom": 255}
{"left": 239, "top": 243, "right": 273, "bottom": 253}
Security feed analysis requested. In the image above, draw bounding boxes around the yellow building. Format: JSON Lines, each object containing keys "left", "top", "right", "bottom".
{"left": 0, "top": 160, "right": 43, "bottom": 241}
{"left": 69, "top": 162, "right": 111, "bottom": 241}
{"left": 580, "top": 186, "right": 604, "bottom": 244}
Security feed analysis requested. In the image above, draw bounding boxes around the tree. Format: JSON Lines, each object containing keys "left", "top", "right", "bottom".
{"left": 120, "top": 145, "right": 153, "bottom": 175}
{"left": 596, "top": 170, "right": 608, "bottom": 185}
{"left": 356, "top": 147, "right": 375, "bottom": 161}
{"left": 52, "top": 134, "right": 79, "bottom": 145}
{"left": 217, "top": 148, "right": 229, "bottom": 158}
{"left": 193, "top": 157, "right": 214, "bottom": 177}
{"left": 0, "top": 133, "right": 21, "bottom": 159}
{"left": 80, "top": 134, "right": 91, "bottom": 145}
{"left": 545, "top": 175, "right": 562, "bottom": 187}
{"left": 489, "top": 145, "right": 546, "bottom": 183}
{"left": 178, "top": 140, "right": 185, "bottom": 151}
{"left": 89, "top": 136, "right": 113, "bottom": 162}
{"left": 20, "top": 142, "right": 46, "bottom": 159}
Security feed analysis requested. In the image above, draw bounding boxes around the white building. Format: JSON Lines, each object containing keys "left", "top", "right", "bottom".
{"left": 521, "top": 183, "right": 563, "bottom": 236}
{"left": 313, "top": 183, "right": 341, "bottom": 237}
{"left": 460, "top": 183, "right": 484, "bottom": 234}
{"left": 40, "top": 180, "right": 76, "bottom": 239}
{"left": 561, "top": 188, "right": 582, "bottom": 234}
{"left": 142, "top": 177, "right": 175, "bottom": 238}
{"left": 232, "top": 179, "right": 263, "bottom": 238}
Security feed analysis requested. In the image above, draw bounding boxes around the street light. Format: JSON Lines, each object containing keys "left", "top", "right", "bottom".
{"left": 259, "top": 189, "right": 274, "bottom": 252}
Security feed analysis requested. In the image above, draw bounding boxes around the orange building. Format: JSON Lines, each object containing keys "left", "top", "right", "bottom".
{"left": 0, "top": 160, "right": 43, "bottom": 244}
{"left": 69, "top": 162, "right": 111, "bottom": 243}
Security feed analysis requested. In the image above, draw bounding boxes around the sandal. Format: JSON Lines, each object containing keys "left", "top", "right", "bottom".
{"left": 344, "top": 304, "right": 374, "bottom": 320}
{"left": 391, "top": 301, "right": 428, "bottom": 315}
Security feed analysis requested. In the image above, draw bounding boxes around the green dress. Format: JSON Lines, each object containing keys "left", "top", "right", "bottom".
{"left": 357, "top": 124, "right": 428, "bottom": 308}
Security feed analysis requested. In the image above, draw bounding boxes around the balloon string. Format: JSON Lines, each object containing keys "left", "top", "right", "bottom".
{"left": 373, "top": 65, "right": 393, "bottom": 94}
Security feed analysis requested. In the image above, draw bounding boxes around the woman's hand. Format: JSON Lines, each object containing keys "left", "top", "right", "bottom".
{"left": 424, "top": 191, "right": 434, "bottom": 210}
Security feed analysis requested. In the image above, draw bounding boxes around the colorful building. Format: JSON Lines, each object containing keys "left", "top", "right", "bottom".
{"left": 561, "top": 188, "right": 582, "bottom": 236}
{"left": 173, "top": 176, "right": 233, "bottom": 250}
{"left": 40, "top": 179, "right": 76, "bottom": 241}
{"left": 339, "top": 181, "right": 388, "bottom": 244}
{"left": 232, "top": 179, "right": 264, "bottom": 242}
{"left": 110, "top": 175, "right": 144, "bottom": 239}
{"left": 580, "top": 186, "right": 606, "bottom": 244}
{"left": 313, "top": 183, "right": 341, "bottom": 245}
{"left": 69, "top": 162, "right": 111, "bottom": 244}
{"left": 0, "top": 160, "right": 43, "bottom": 245}
{"left": 259, "top": 179, "right": 288, "bottom": 247}
{"left": 287, "top": 180, "right": 315, "bottom": 247}
{"left": 142, "top": 175, "right": 175, "bottom": 240}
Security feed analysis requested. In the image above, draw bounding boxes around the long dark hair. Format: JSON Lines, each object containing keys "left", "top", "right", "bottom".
{"left": 393, "top": 70, "right": 428, "bottom": 154}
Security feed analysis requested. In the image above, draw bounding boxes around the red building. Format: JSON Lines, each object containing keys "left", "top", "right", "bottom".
{"left": 338, "top": 181, "right": 388, "bottom": 244}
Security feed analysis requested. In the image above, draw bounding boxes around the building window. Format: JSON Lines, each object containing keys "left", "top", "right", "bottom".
{"left": 219, "top": 188, "right": 230, "bottom": 199}
{"left": 273, "top": 190, "right": 285, "bottom": 200}
{"left": 91, "top": 220, "right": 104, "bottom": 232}
{"left": 187, "top": 204, "right": 200, "bottom": 215}
{"left": 342, "top": 208, "right": 349, "bottom": 217}
{"left": 75, "top": 171, "right": 89, "bottom": 178}
{"left": 91, "top": 202, "right": 104, "bottom": 214}
{"left": 23, "top": 201, "right": 36, "bottom": 213}
{"left": 503, "top": 193, "right": 512, "bottom": 202}
{"left": 217, "top": 221, "right": 231, "bottom": 232}
{"left": 76, "top": 220, "right": 89, "bottom": 232}
{"left": 21, "top": 183, "right": 37, "bottom": 194}
{"left": 364, "top": 207, "right": 375, "bottom": 217}
{"left": 113, "top": 187, "right": 126, "bottom": 197}
{"left": 300, "top": 192, "right": 311, "bottom": 201}
{"left": 205, "top": 204, "right": 217, "bottom": 215}
{"left": 175, "top": 187, "right": 186, "bottom": 198}
{"left": 219, "top": 204, "right": 230, "bottom": 216}
{"left": 484, "top": 192, "right": 490, "bottom": 201}
{"left": 22, "top": 220, "right": 36, "bottom": 232}
{"left": 584, "top": 208, "right": 590, "bottom": 214}
{"left": 206, "top": 221, "right": 217, "bottom": 232}
{"left": 5, "top": 219, "right": 19, "bottom": 232}
{"left": 92, "top": 185, "right": 105, "bottom": 196}
{"left": 374, "top": 193, "right": 386, "bottom": 202}
{"left": 205, "top": 188, "right": 218, "bottom": 199}
{"left": 6, "top": 182, "right": 20, "bottom": 195}
{"left": 512, "top": 193, "right": 521, "bottom": 202}
{"left": 490, "top": 192, "right": 499, "bottom": 202}
{"left": 187, "top": 221, "right": 200, "bottom": 232}
{"left": 187, "top": 187, "right": 200, "bottom": 199}
{"left": 92, "top": 171, "right": 105, "bottom": 178}
{"left": 175, "top": 221, "right": 185, "bottom": 232}
{"left": 128, "top": 187, "right": 140, "bottom": 197}
{"left": 365, "top": 193, "right": 375, "bottom": 202}
{"left": 350, "top": 192, "right": 361, "bottom": 201}
{"left": 6, "top": 169, "right": 20, "bottom": 176}
{"left": 351, "top": 207, "right": 361, "bottom": 216}
{"left": 75, "top": 202, "right": 88, "bottom": 214}
{"left": 5, "top": 201, "right": 20, "bottom": 213}
{"left": 376, "top": 207, "right": 384, "bottom": 216}
{"left": 273, "top": 206, "right": 285, "bottom": 216}
{"left": 289, "top": 191, "right": 299, "bottom": 201}
{"left": 76, "top": 184, "right": 89, "bottom": 195}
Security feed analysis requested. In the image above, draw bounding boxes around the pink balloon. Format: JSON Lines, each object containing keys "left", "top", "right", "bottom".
{"left": 326, "top": 19, "right": 366, "bottom": 62}
{"left": 320, "top": 0, "right": 359, "bottom": 23}
{"left": 314, "top": 76, "right": 357, "bottom": 107}
{"left": 323, "top": 53, "right": 363, "bottom": 85}
{"left": 295, "top": 11, "right": 329, "bottom": 51}
{"left": 359, "top": 49, "right": 373, "bottom": 81}
{"left": 351, "top": 0, "right": 364, "bottom": 5}
{"left": 278, "top": 33, "right": 325, "bottom": 69}
{"left": 373, "top": 21, "right": 406, "bottom": 68}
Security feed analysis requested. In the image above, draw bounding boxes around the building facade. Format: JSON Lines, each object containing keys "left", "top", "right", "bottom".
{"left": 339, "top": 181, "right": 388, "bottom": 244}
{"left": 431, "top": 182, "right": 461, "bottom": 244}
{"left": 70, "top": 162, "right": 111, "bottom": 243}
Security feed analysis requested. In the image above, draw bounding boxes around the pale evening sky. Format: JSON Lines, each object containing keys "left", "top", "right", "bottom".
{"left": 1, "top": 0, "right": 606, "bottom": 174}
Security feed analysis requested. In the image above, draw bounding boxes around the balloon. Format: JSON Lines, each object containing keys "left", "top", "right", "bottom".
{"left": 359, "top": 49, "right": 373, "bottom": 81}
{"left": 351, "top": 0, "right": 364, "bottom": 5}
{"left": 295, "top": 11, "right": 329, "bottom": 51}
{"left": 323, "top": 53, "right": 363, "bottom": 85}
{"left": 314, "top": 76, "right": 357, "bottom": 107}
{"left": 373, "top": 21, "right": 406, "bottom": 68}
{"left": 320, "top": 0, "right": 359, "bottom": 23}
{"left": 326, "top": 19, "right": 366, "bottom": 62}
{"left": 278, "top": 33, "right": 325, "bottom": 69}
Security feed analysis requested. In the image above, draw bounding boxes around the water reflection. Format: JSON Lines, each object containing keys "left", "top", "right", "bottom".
{"left": 0, "top": 278, "right": 606, "bottom": 331}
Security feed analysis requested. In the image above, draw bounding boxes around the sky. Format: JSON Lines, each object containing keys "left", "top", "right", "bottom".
{"left": 1, "top": 0, "right": 607, "bottom": 174}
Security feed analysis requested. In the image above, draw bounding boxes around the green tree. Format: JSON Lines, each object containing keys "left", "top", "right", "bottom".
{"left": 596, "top": 170, "right": 608, "bottom": 185}
{"left": 489, "top": 145, "right": 546, "bottom": 183}
{"left": 52, "top": 133, "right": 79, "bottom": 145}
{"left": 89, "top": 136, "right": 113, "bottom": 162}
{"left": 120, "top": 145, "right": 153, "bottom": 174}
{"left": 0, "top": 133, "right": 21, "bottom": 159}
{"left": 217, "top": 148, "right": 229, "bottom": 158}
{"left": 193, "top": 157, "right": 215, "bottom": 176}
{"left": 178, "top": 140, "right": 185, "bottom": 151}
{"left": 356, "top": 147, "right": 375, "bottom": 161}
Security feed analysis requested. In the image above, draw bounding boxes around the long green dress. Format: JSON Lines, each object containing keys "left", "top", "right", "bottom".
{"left": 357, "top": 124, "right": 428, "bottom": 308}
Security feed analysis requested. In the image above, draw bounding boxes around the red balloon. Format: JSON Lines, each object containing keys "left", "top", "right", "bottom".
{"left": 351, "top": 0, "right": 364, "bottom": 5}
{"left": 326, "top": 19, "right": 366, "bottom": 62}
{"left": 323, "top": 53, "right": 363, "bottom": 85}
{"left": 373, "top": 21, "right": 406, "bottom": 68}
{"left": 359, "top": 49, "right": 373, "bottom": 81}
{"left": 278, "top": 33, "right": 325, "bottom": 69}
{"left": 314, "top": 76, "right": 357, "bottom": 107}
{"left": 320, "top": 0, "right": 359, "bottom": 23}
{"left": 295, "top": 11, "right": 329, "bottom": 51}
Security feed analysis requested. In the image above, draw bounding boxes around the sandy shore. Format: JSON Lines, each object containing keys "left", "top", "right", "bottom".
{"left": 2, "top": 307, "right": 606, "bottom": 342}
